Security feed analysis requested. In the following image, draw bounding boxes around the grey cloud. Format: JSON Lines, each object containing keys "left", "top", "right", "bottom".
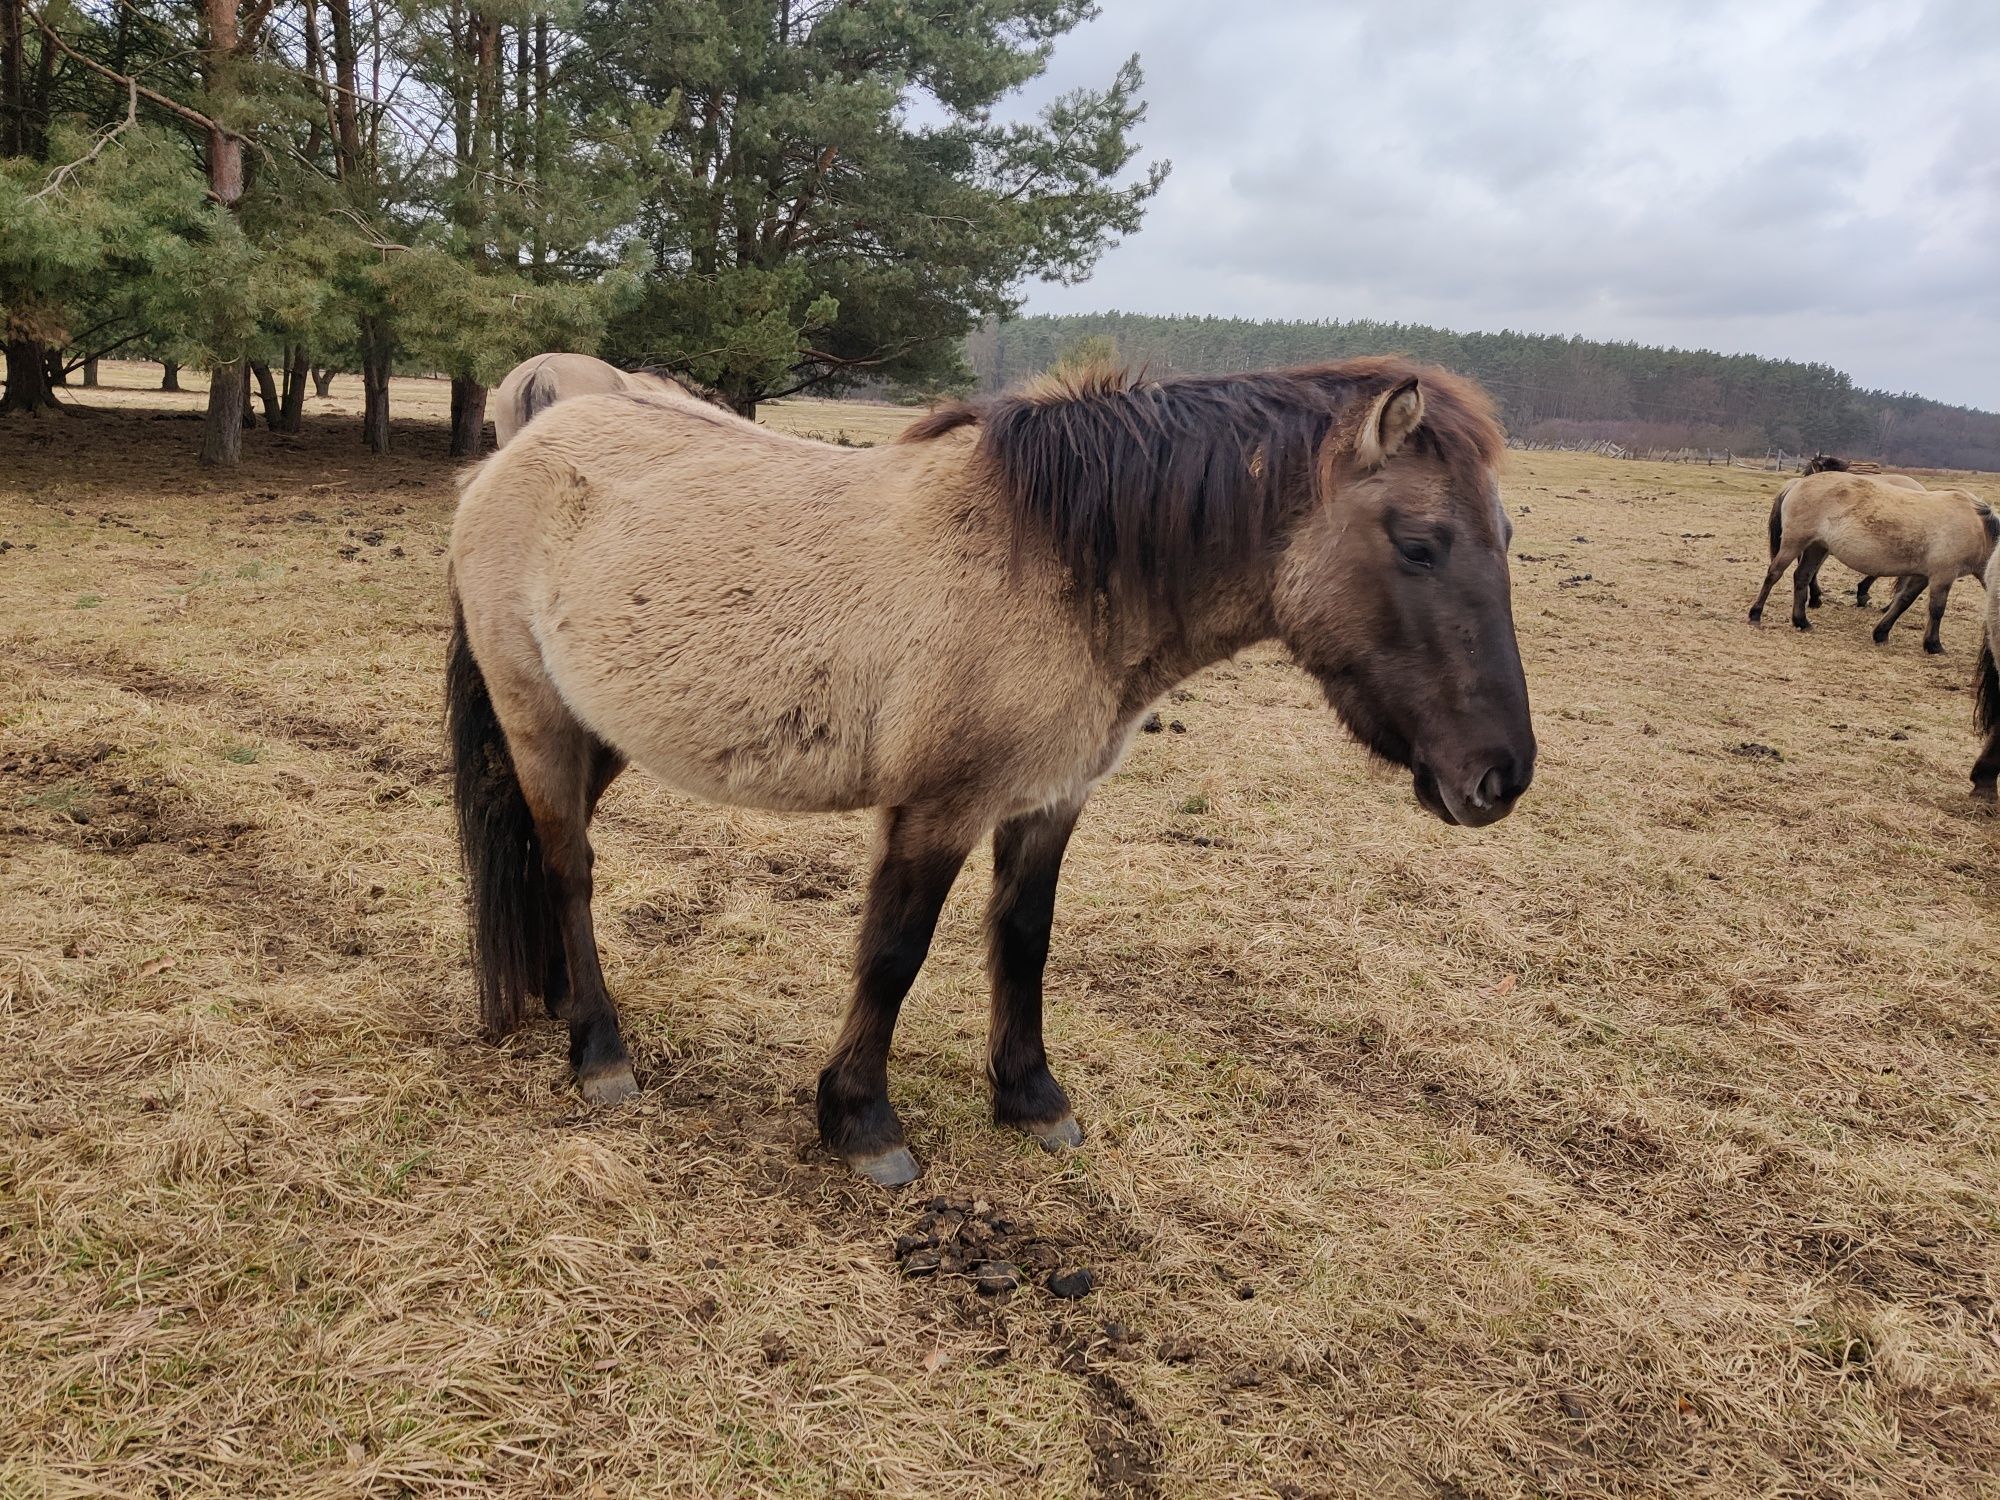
{"left": 1006, "top": 0, "right": 2000, "bottom": 409}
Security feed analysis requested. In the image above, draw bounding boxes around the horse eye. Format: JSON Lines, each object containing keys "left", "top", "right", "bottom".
{"left": 1397, "top": 539, "right": 1436, "bottom": 570}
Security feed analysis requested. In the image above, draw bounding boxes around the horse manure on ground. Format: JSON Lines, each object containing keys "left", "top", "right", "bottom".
{"left": 893, "top": 1198, "right": 1085, "bottom": 1303}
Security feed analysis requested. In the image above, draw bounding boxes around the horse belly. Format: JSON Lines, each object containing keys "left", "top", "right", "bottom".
{"left": 548, "top": 635, "right": 882, "bottom": 813}
{"left": 536, "top": 584, "right": 880, "bottom": 824}
{"left": 628, "top": 731, "right": 876, "bottom": 814}
{"left": 1819, "top": 515, "right": 1924, "bottom": 579}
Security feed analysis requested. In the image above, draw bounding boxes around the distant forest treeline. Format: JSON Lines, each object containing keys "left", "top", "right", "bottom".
{"left": 964, "top": 314, "right": 2000, "bottom": 472}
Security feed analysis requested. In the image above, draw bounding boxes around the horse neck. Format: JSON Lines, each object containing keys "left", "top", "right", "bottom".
{"left": 1102, "top": 556, "right": 1281, "bottom": 714}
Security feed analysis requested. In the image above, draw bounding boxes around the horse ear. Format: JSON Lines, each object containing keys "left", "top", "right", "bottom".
{"left": 1355, "top": 378, "right": 1425, "bottom": 470}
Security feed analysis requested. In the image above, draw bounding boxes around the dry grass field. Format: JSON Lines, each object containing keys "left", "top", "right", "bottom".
{"left": 2, "top": 366, "right": 1998, "bottom": 1499}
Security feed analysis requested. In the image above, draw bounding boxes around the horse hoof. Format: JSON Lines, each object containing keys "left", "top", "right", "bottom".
{"left": 847, "top": 1146, "right": 921, "bottom": 1188}
{"left": 1973, "top": 781, "right": 1997, "bottom": 805}
{"left": 1021, "top": 1114, "right": 1085, "bottom": 1152}
{"left": 1746, "top": 608, "right": 1762, "bottom": 624}
{"left": 579, "top": 1062, "right": 638, "bottom": 1106}
{"left": 1925, "top": 642, "right": 1944, "bottom": 655}
{"left": 1872, "top": 632, "right": 1890, "bottom": 646}
{"left": 1792, "top": 619, "right": 1811, "bottom": 632}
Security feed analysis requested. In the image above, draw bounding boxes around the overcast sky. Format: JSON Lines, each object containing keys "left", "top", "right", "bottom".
{"left": 1008, "top": 0, "right": 2000, "bottom": 411}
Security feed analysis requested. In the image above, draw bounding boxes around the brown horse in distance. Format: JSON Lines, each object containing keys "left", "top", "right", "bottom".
{"left": 490, "top": 352, "right": 707, "bottom": 447}
{"left": 1750, "top": 472, "right": 1996, "bottom": 652}
{"left": 1799, "top": 455, "right": 1926, "bottom": 607}
{"left": 446, "top": 356, "right": 1536, "bottom": 1185}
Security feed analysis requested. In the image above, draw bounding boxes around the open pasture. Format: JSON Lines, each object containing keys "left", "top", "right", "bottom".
{"left": 2, "top": 381, "right": 1998, "bottom": 1497}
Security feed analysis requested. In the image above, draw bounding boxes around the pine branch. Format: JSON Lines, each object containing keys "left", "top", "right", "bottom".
{"left": 25, "top": 3, "right": 246, "bottom": 144}
{"left": 28, "top": 75, "right": 138, "bottom": 201}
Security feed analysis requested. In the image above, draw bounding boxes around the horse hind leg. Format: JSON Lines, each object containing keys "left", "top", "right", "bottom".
{"left": 1977, "top": 739, "right": 2000, "bottom": 803}
{"left": 1855, "top": 575, "right": 1878, "bottom": 608}
{"left": 1872, "top": 576, "right": 1927, "bottom": 645}
{"left": 1749, "top": 540, "right": 1805, "bottom": 623}
{"left": 537, "top": 741, "right": 628, "bottom": 1020}
{"left": 1922, "top": 577, "right": 1955, "bottom": 654}
{"left": 1791, "top": 544, "right": 1828, "bottom": 630}
{"left": 525, "top": 724, "right": 634, "bottom": 1103}
{"left": 1974, "top": 638, "right": 2000, "bottom": 801}
{"left": 468, "top": 636, "right": 635, "bottom": 1100}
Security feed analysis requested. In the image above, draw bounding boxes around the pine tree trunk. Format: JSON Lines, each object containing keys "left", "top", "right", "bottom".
{"left": 201, "top": 359, "right": 245, "bottom": 465}
{"left": 311, "top": 366, "right": 335, "bottom": 398}
{"left": 359, "top": 318, "right": 391, "bottom": 454}
{"left": 240, "top": 363, "right": 258, "bottom": 429}
{"left": 82, "top": 356, "right": 99, "bottom": 387}
{"left": 280, "top": 347, "right": 308, "bottom": 431}
{"left": 45, "top": 349, "right": 66, "bottom": 386}
{"left": 251, "top": 359, "right": 283, "bottom": 429}
{"left": 198, "top": 0, "right": 245, "bottom": 463}
{"left": 2, "top": 0, "right": 27, "bottom": 160}
{"left": 1, "top": 338, "right": 59, "bottom": 413}
{"left": 161, "top": 360, "right": 182, "bottom": 391}
{"left": 449, "top": 375, "right": 488, "bottom": 457}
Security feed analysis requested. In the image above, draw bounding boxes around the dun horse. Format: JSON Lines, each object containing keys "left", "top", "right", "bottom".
{"left": 1973, "top": 547, "right": 2000, "bottom": 799}
{"left": 446, "top": 357, "right": 1536, "bottom": 1184}
{"left": 1749, "top": 472, "right": 1996, "bottom": 653}
{"left": 1798, "top": 456, "right": 1926, "bottom": 607}
{"left": 491, "top": 352, "right": 703, "bottom": 447}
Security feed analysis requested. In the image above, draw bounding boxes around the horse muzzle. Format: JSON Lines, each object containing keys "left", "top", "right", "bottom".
{"left": 1413, "top": 751, "right": 1532, "bottom": 828}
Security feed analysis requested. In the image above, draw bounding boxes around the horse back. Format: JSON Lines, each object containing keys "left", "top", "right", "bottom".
{"left": 492, "top": 353, "right": 643, "bottom": 447}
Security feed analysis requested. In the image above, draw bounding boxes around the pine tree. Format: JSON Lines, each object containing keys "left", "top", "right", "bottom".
{"left": 584, "top": 0, "right": 1165, "bottom": 416}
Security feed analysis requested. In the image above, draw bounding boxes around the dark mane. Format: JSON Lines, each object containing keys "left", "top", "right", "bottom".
{"left": 632, "top": 366, "right": 727, "bottom": 409}
{"left": 1804, "top": 454, "right": 1850, "bottom": 474}
{"left": 900, "top": 356, "right": 1503, "bottom": 610}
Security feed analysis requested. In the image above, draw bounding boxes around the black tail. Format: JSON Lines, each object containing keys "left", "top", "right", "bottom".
{"left": 446, "top": 591, "right": 562, "bottom": 1038}
{"left": 1767, "top": 483, "right": 1790, "bottom": 558}
{"left": 1976, "top": 635, "right": 2000, "bottom": 736}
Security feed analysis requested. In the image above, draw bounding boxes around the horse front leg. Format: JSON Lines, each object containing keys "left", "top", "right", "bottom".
{"left": 817, "top": 804, "right": 976, "bottom": 1186}
{"left": 1872, "top": 577, "right": 1927, "bottom": 645}
{"left": 985, "top": 797, "right": 1086, "bottom": 1150}
{"left": 1923, "top": 577, "right": 1955, "bottom": 654}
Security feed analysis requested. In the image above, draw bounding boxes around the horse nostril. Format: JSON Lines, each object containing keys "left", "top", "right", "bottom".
{"left": 1478, "top": 753, "right": 1531, "bottom": 807}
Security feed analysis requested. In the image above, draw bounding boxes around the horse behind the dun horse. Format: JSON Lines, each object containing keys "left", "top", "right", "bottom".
{"left": 1799, "top": 455, "right": 1927, "bottom": 607}
{"left": 446, "top": 357, "right": 1536, "bottom": 1185}
{"left": 491, "top": 352, "right": 705, "bottom": 447}
{"left": 1750, "top": 472, "right": 1996, "bottom": 652}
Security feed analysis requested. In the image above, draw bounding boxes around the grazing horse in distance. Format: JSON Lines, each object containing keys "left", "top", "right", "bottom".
{"left": 1797, "top": 455, "right": 1926, "bottom": 607}
{"left": 491, "top": 352, "right": 708, "bottom": 447}
{"left": 446, "top": 356, "right": 1536, "bottom": 1185}
{"left": 1973, "top": 548, "right": 2000, "bottom": 800}
{"left": 1750, "top": 472, "right": 1997, "bottom": 652}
